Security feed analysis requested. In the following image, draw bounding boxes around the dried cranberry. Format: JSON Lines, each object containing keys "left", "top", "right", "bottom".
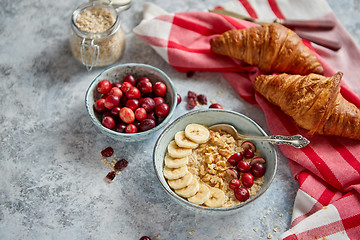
{"left": 187, "top": 97, "right": 196, "bottom": 109}
{"left": 105, "top": 171, "right": 116, "bottom": 182}
{"left": 186, "top": 71, "right": 195, "bottom": 78}
{"left": 114, "top": 159, "right": 128, "bottom": 171}
{"left": 197, "top": 94, "right": 207, "bottom": 105}
{"left": 101, "top": 147, "right": 114, "bottom": 157}
{"left": 140, "top": 237, "right": 151, "bottom": 240}
{"left": 187, "top": 91, "right": 197, "bottom": 98}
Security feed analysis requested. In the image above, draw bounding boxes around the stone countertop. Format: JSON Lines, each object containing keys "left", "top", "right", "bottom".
{"left": 0, "top": 1, "right": 359, "bottom": 239}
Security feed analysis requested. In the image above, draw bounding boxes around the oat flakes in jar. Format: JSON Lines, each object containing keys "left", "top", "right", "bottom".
{"left": 70, "top": 0, "right": 131, "bottom": 70}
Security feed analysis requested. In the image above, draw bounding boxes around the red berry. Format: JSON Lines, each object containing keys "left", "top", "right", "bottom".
{"left": 102, "top": 116, "right": 115, "bottom": 129}
{"left": 115, "top": 122, "right": 126, "bottom": 133}
{"left": 126, "top": 86, "right": 141, "bottom": 99}
{"left": 229, "top": 178, "right": 241, "bottom": 190}
{"left": 241, "top": 141, "right": 256, "bottom": 151}
{"left": 125, "top": 124, "right": 137, "bottom": 133}
{"left": 94, "top": 98, "right": 106, "bottom": 113}
{"left": 105, "top": 171, "right": 116, "bottom": 182}
{"left": 234, "top": 187, "right": 250, "bottom": 202}
{"left": 111, "top": 82, "right": 122, "bottom": 88}
{"left": 197, "top": 94, "right": 207, "bottom": 105}
{"left": 125, "top": 99, "right": 140, "bottom": 111}
{"left": 123, "top": 74, "right": 136, "bottom": 85}
{"left": 140, "top": 97, "right": 155, "bottom": 112}
{"left": 97, "top": 80, "right": 111, "bottom": 94}
{"left": 140, "top": 237, "right": 151, "bottom": 240}
{"left": 226, "top": 168, "right": 240, "bottom": 179}
{"left": 110, "top": 106, "right": 121, "bottom": 116}
{"left": 139, "top": 119, "right": 156, "bottom": 132}
{"left": 146, "top": 111, "right": 158, "bottom": 123}
{"left": 137, "top": 77, "right": 150, "bottom": 83}
{"left": 119, "top": 107, "right": 135, "bottom": 123}
{"left": 243, "top": 148, "right": 255, "bottom": 159}
{"left": 153, "top": 97, "right": 165, "bottom": 106}
{"left": 155, "top": 103, "right": 169, "bottom": 118}
{"left": 109, "top": 87, "right": 123, "bottom": 98}
{"left": 153, "top": 82, "right": 167, "bottom": 97}
{"left": 227, "top": 152, "right": 243, "bottom": 166}
{"left": 120, "top": 82, "right": 132, "bottom": 93}
{"left": 209, "top": 103, "right": 223, "bottom": 109}
{"left": 177, "top": 94, "right": 182, "bottom": 105}
{"left": 186, "top": 71, "right": 195, "bottom": 78}
{"left": 101, "top": 147, "right": 114, "bottom": 157}
{"left": 135, "top": 107, "right": 147, "bottom": 121}
{"left": 250, "top": 163, "right": 266, "bottom": 178}
{"left": 137, "top": 79, "right": 152, "bottom": 94}
{"left": 187, "top": 97, "right": 196, "bottom": 109}
{"left": 188, "top": 91, "right": 197, "bottom": 98}
{"left": 104, "top": 95, "right": 120, "bottom": 109}
{"left": 236, "top": 160, "right": 250, "bottom": 173}
{"left": 241, "top": 173, "right": 254, "bottom": 188}
{"left": 114, "top": 158, "right": 128, "bottom": 171}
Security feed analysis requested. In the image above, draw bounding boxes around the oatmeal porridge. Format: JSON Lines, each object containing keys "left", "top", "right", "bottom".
{"left": 163, "top": 123, "right": 266, "bottom": 208}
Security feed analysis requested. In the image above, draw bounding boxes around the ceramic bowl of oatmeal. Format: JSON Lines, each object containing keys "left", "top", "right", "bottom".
{"left": 85, "top": 63, "right": 177, "bottom": 142}
{"left": 153, "top": 109, "right": 277, "bottom": 214}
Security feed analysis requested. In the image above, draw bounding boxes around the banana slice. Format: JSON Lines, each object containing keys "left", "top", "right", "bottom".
{"left": 174, "top": 131, "right": 199, "bottom": 149}
{"left": 184, "top": 124, "right": 210, "bottom": 144}
{"left": 204, "top": 187, "right": 226, "bottom": 208}
{"left": 187, "top": 183, "right": 211, "bottom": 205}
{"left": 163, "top": 165, "right": 187, "bottom": 180}
{"left": 167, "top": 140, "right": 193, "bottom": 158}
{"left": 175, "top": 178, "right": 200, "bottom": 198}
{"left": 164, "top": 153, "right": 189, "bottom": 168}
{"left": 167, "top": 171, "right": 193, "bottom": 190}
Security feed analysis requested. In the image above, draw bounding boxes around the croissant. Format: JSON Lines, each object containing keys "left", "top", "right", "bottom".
{"left": 254, "top": 72, "right": 360, "bottom": 140}
{"left": 210, "top": 23, "right": 324, "bottom": 75}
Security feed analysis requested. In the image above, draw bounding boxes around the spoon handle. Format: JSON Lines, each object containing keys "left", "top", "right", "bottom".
{"left": 242, "top": 135, "right": 310, "bottom": 148}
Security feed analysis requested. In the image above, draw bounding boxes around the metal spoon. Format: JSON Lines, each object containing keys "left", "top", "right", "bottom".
{"left": 209, "top": 124, "right": 310, "bottom": 148}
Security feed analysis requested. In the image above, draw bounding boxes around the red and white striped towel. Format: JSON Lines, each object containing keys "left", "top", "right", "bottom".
{"left": 134, "top": 1, "right": 360, "bottom": 239}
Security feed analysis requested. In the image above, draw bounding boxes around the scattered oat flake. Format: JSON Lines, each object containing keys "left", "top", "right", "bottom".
{"left": 217, "top": 90, "right": 222, "bottom": 94}
{"left": 189, "top": 231, "right": 194, "bottom": 235}
{"left": 264, "top": 215, "right": 267, "bottom": 218}
{"left": 253, "top": 228, "right": 258, "bottom": 232}
{"left": 323, "top": 206, "right": 328, "bottom": 209}
{"left": 274, "top": 228, "right": 278, "bottom": 232}
{"left": 156, "top": 234, "right": 161, "bottom": 238}
{"left": 267, "top": 233, "right": 272, "bottom": 239}
{"left": 89, "top": 141, "right": 93, "bottom": 146}
{"left": 279, "top": 213, "right": 283, "bottom": 217}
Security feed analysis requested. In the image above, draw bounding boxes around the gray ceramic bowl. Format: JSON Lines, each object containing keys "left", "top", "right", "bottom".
{"left": 153, "top": 109, "right": 277, "bottom": 214}
{"left": 85, "top": 63, "right": 177, "bottom": 142}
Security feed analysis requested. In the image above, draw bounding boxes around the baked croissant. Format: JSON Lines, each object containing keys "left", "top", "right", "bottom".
{"left": 210, "top": 23, "right": 324, "bottom": 75}
{"left": 254, "top": 72, "right": 360, "bottom": 140}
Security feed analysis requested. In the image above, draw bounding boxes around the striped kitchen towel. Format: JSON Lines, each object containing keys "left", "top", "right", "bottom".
{"left": 134, "top": 1, "right": 360, "bottom": 239}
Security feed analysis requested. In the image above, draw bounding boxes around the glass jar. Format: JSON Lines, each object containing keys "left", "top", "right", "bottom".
{"left": 70, "top": 1, "right": 130, "bottom": 70}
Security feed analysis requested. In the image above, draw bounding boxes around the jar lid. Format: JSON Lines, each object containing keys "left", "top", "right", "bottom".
{"left": 89, "top": 0, "right": 131, "bottom": 12}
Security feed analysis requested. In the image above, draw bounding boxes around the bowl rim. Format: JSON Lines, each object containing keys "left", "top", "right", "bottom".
{"left": 153, "top": 109, "right": 278, "bottom": 212}
{"left": 85, "top": 63, "right": 177, "bottom": 138}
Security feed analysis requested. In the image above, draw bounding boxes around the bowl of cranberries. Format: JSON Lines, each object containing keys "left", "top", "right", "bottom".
{"left": 153, "top": 109, "right": 277, "bottom": 214}
{"left": 85, "top": 63, "right": 177, "bottom": 142}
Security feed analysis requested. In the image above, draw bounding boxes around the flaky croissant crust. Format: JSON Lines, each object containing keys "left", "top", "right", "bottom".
{"left": 254, "top": 72, "right": 360, "bottom": 140}
{"left": 210, "top": 23, "right": 324, "bottom": 75}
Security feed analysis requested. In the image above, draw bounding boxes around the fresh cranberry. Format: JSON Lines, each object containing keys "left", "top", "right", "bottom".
{"left": 102, "top": 116, "right": 115, "bottom": 129}
{"left": 94, "top": 98, "right": 106, "bottom": 113}
{"left": 153, "top": 82, "right": 167, "bottom": 97}
{"left": 139, "top": 119, "right": 156, "bottom": 132}
{"left": 109, "top": 87, "right": 123, "bottom": 98}
{"left": 119, "top": 107, "right": 135, "bottom": 123}
{"left": 241, "top": 173, "right": 254, "bottom": 188}
{"left": 110, "top": 106, "right": 121, "bottom": 116}
{"left": 126, "top": 99, "right": 140, "bottom": 111}
{"left": 243, "top": 148, "right": 255, "bottom": 159}
{"left": 140, "top": 97, "right": 155, "bottom": 112}
{"left": 177, "top": 94, "right": 182, "bottom": 105}
{"left": 120, "top": 95, "right": 128, "bottom": 106}
{"left": 139, "top": 237, "right": 151, "bottom": 240}
{"left": 135, "top": 107, "right": 147, "bottom": 121}
{"left": 104, "top": 95, "right": 120, "bottom": 109}
{"left": 229, "top": 178, "right": 241, "bottom": 190}
{"left": 250, "top": 163, "right": 266, "bottom": 178}
{"left": 136, "top": 77, "right": 150, "bottom": 83}
{"left": 226, "top": 168, "right": 240, "bottom": 179}
{"left": 115, "top": 122, "right": 126, "bottom": 133}
{"left": 125, "top": 124, "right": 137, "bottom": 133}
{"left": 123, "top": 74, "right": 136, "bottom": 85}
{"left": 111, "top": 82, "right": 122, "bottom": 89}
{"left": 209, "top": 103, "right": 223, "bottom": 109}
{"left": 126, "top": 86, "right": 141, "bottom": 99}
{"left": 137, "top": 79, "right": 152, "bottom": 94}
{"left": 197, "top": 94, "right": 207, "bottom": 105}
{"left": 101, "top": 147, "right": 114, "bottom": 157}
{"left": 187, "top": 97, "right": 196, "bottom": 109}
{"left": 241, "top": 141, "right": 256, "bottom": 151}
{"left": 155, "top": 103, "right": 169, "bottom": 118}
{"left": 105, "top": 171, "right": 116, "bottom": 182}
{"left": 146, "top": 111, "right": 158, "bottom": 123}
{"left": 114, "top": 159, "right": 128, "bottom": 171}
{"left": 97, "top": 80, "right": 111, "bottom": 94}
{"left": 227, "top": 152, "right": 243, "bottom": 166}
{"left": 153, "top": 97, "right": 165, "bottom": 106}
{"left": 234, "top": 187, "right": 250, "bottom": 202}
{"left": 236, "top": 160, "right": 250, "bottom": 173}
{"left": 120, "top": 82, "right": 132, "bottom": 93}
